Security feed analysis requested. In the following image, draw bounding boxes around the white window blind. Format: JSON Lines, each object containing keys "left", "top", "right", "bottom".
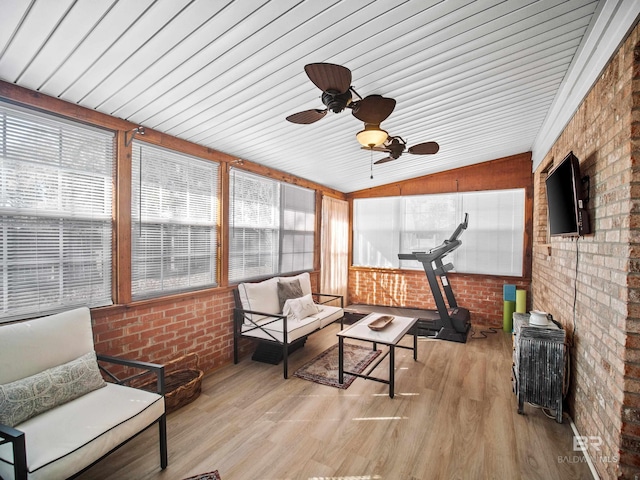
{"left": 353, "top": 189, "right": 525, "bottom": 276}
{"left": 456, "top": 189, "right": 525, "bottom": 275}
{"left": 131, "top": 142, "right": 218, "bottom": 299}
{"left": 281, "top": 183, "right": 315, "bottom": 273}
{"left": 352, "top": 196, "right": 402, "bottom": 268}
{"left": 0, "top": 102, "right": 114, "bottom": 322}
{"left": 229, "top": 169, "right": 315, "bottom": 282}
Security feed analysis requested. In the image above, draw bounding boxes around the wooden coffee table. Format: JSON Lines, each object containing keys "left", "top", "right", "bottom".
{"left": 337, "top": 312, "right": 418, "bottom": 398}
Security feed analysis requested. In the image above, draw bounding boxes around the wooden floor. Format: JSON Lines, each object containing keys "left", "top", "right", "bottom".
{"left": 76, "top": 323, "right": 591, "bottom": 480}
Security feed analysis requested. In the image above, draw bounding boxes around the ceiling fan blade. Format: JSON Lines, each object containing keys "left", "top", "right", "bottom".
{"left": 360, "top": 146, "right": 389, "bottom": 152}
{"left": 374, "top": 156, "right": 395, "bottom": 165}
{"left": 352, "top": 95, "right": 396, "bottom": 124}
{"left": 286, "top": 109, "right": 328, "bottom": 124}
{"left": 408, "top": 141, "right": 440, "bottom": 155}
{"left": 304, "top": 63, "right": 352, "bottom": 94}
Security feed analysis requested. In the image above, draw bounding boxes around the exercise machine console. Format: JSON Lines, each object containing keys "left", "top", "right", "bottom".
{"left": 398, "top": 213, "right": 471, "bottom": 343}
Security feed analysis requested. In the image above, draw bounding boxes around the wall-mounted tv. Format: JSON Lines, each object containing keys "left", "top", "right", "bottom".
{"left": 545, "top": 151, "right": 591, "bottom": 237}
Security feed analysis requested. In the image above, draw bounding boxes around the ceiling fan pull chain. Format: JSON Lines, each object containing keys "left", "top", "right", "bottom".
{"left": 370, "top": 150, "right": 373, "bottom": 179}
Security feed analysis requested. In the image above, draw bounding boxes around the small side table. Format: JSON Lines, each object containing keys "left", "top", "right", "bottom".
{"left": 337, "top": 313, "right": 418, "bottom": 398}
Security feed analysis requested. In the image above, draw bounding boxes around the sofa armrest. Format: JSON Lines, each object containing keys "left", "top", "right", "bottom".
{"left": 97, "top": 355, "right": 165, "bottom": 395}
{"left": 235, "top": 309, "right": 287, "bottom": 328}
{"left": 235, "top": 308, "right": 286, "bottom": 322}
{"left": 0, "top": 423, "right": 27, "bottom": 480}
{"left": 234, "top": 308, "right": 289, "bottom": 343}
{"left": 312, "top": 292, "right": 344, "bottom": 308}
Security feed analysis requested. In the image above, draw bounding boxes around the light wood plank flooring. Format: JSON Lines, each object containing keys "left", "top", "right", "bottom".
{"left": 76, "top": 323, "right": 591, "bottom": 480}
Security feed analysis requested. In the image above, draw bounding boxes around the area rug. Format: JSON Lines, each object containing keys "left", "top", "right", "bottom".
{"left": 182, "top": 471, "right": 221, "bottom": 480}
{"left": 294, "top": 343, "right": 381, "bottom": 389}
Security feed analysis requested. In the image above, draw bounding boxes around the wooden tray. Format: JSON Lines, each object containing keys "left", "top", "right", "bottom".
{"left": 368, "top": 315, "right": 394, "bottom": 331}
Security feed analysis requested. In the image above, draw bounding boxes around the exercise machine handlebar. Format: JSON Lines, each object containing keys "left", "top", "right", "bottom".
{"left": 398, "top": 213, "right": 468, "bottom": 263}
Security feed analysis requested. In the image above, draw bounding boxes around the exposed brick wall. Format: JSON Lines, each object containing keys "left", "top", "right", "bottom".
{"left": 532, "top": 23, "right": 640, "bottom": 480}
{"left": 91, "top": 289, "right": 236, "bottom": 375}
{"left": 88, "top": 274, "right": 321, "bottom": 376}
{"left": 349, "top": 267, "right": 530, "bottom": 328}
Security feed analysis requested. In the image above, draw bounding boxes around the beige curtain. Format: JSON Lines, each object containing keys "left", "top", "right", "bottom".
{"left": 321, "top": 195, "right": 349, "bottom": 304}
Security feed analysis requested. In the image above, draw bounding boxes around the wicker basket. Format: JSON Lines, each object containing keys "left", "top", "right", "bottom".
{"left": 141, "top": 353, "right": 203, "bottom": 414}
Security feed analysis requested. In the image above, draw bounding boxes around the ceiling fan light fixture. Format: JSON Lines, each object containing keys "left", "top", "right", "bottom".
{"left": 356, "top": 124, "right": 388, "bottom": 148}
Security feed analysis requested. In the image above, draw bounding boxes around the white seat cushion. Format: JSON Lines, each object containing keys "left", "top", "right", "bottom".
{"left": 241, "top": 315, "right": 320, "bottom": 343}
{"left": 312, "top": 305, "right": 344, "bottom": 328}
{"left": 0, "top": 384, "right": 164, "bottom": 480}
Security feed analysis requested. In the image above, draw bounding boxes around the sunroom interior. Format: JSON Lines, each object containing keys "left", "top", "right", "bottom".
{"left": 1, "top": 1, "right": 640, "bottom": 479}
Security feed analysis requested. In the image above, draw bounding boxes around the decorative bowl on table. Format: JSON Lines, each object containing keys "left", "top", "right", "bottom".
{"left": 368, "top": 315, "right": 394, "bottom": 330}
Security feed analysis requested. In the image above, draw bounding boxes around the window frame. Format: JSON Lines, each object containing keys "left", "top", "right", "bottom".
{"left": 130, "top": 140, "right": 220, "bottom": 300}
{"left": 0, "top": 101, "right": 115, "bottom": 322}
{"left": 228, "top": 168, "right": 316, "bottom": 283}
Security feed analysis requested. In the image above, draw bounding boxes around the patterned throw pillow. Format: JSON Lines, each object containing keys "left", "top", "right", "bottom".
{"left": 277, "top": 279, "right": 304, "bottom": 311}
{"left": 0, "top": 351, "right": 106, "bottom": 427}
{"left": 283, "top": 294, "right": 319, "bottom": 321}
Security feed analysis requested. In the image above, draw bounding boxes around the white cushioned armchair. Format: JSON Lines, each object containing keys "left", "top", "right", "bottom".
{"left": 0, "top": 307, "right": 167, "bottom": 480}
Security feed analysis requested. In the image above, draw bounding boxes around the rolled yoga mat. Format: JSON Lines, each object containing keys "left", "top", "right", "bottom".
{"left": 515, "top": 289, "right": 527, "bottom": 313}
{"left": 503, "top": 300, "right": 516, "bottom": 331}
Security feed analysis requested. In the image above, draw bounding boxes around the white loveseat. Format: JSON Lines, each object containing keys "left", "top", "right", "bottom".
{"left": 0, "top": 307, "right": 167, "bottom": 480}
{"left": 233, "top": 272, "right": 344, "bottom": 378}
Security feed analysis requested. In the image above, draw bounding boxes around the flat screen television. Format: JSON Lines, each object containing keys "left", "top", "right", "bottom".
{"left": 545, "top": 151, "right": 591, "bottom": 236}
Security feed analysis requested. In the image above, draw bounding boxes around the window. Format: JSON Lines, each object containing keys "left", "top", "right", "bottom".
{"left": 352, "top": 197, "right": 402, "bottom": 269}
{"left": 229, "top": 169, "right": 315, "bottom": 282}
{"left": 281, "top": 182, "right": 315, "bottom": 273}
{"left": 353, "top": 189, "right": 525, "bottom": 276}
{"left": 0, "top": 102, "right": 114, "bottom": 322}
{"left": 131, "top": 142, "right": 219, "bottom": 299}
{"left": 456, "top": 189, "right": 525, "bottom": 275}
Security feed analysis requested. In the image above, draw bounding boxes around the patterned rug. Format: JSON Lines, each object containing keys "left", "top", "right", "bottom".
{"left": 183, "top": 471, "right": 221, "bottom": 480}
{"left": 294, "top": 343, "right": 381, "bottom": 389}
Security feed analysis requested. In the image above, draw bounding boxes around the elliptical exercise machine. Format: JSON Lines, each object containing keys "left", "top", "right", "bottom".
{"left": 398, "top": 213, "right": 471, "bottom": 343}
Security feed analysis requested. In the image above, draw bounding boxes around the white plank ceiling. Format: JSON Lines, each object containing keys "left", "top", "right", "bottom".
{"left": 0, "top": 0, "right": 638, "bottom": 193}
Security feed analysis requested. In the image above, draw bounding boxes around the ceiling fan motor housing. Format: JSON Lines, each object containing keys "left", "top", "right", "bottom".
{"left": 388, "top": 137, "right": 406, "bottom": 158}
{"left": 322, "top": 90, "right": 351, "bottom": 113}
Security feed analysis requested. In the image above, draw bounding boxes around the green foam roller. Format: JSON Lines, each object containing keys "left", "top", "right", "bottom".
{"left": 503, "top": 300, "right": 515, "bottom": 332}
{"left": 516, "top": 289, "right": 527, "bottom": 313}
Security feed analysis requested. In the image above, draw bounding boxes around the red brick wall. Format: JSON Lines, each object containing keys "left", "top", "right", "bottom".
{"left": 91, "top": 289, "right": 236, "bottom": 375}
{"left": 88, "top": 274, "right": 321, "bottom": 375}
{"left": 349, "top": 267, "right": 530, "bottom": 328}
{"left": 532, "top": 23, "right": 640, "bottom": 480}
